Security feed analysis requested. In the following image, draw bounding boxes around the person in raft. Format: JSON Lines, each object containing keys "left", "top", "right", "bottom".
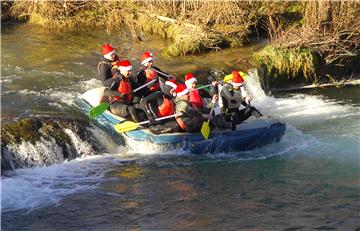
{"left": 174, "top": 84, "right": 214, "bottom": 133}
{"left": 184, "top": 72, "right": 208, "bottom": 113}
{"left": 140, "top": 79, "right": 178, "bottom": 124}
{"left": 218, "top": 71, "right": 263, "bottom": 129}
{"left": 143, "top": 79, "right": 182, "bottom": 134}
{"left": 97, "top": 43, "right": 120, "bottom": 88}
{"left": 104, "top": 60, "right": 143, "bottom": 123}
{"left": 134, "top": 52, "right": 175, "bottom": 100}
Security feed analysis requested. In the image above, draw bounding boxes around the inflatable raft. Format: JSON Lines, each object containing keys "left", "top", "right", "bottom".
{"left": 78, "top": 87, "right": 286, "bottom": 154}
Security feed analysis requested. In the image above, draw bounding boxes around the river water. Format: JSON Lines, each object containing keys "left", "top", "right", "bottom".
{"left": 1, "top": 23, "right": 359, "bottom": 231}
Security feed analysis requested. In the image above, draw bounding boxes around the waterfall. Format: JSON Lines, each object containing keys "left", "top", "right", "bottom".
{"left": 1, "top": 117, "right": 114, "bottom": 172}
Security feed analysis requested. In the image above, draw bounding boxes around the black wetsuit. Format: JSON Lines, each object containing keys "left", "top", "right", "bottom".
{"left": 134, "top": 65, "right": 172, "bottom": 102}
{"left": 220, "top": 84, "right": 262, "bottom": 128}
{"left": 97, "top": 55, "right": 120, "bottom": 88}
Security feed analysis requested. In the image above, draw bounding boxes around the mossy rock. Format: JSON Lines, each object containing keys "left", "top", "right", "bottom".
{"left": 1, "top": 117, "right": 89, "bottom": 146}
{"left": 1, "top": 116, "right": 107, "bottom": 172}
{"left": 1, "top": 118, "right": 42, "bottom": 144}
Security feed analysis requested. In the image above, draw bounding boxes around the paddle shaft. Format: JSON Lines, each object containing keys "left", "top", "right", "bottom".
{"left": 133, "top": 78, "right": 157, "bottom": 93}
{"left": 149, "top": 67, "right": 172, "bottom": 78}
{"left": 192, "top": 81, "right": 225, "bottom": 91}
{"left": 150, "top": 67, "right": 223, "bottom": 92}
{"left": 137, "top": 113, "right": 182, "bottom": 126}
{"left": 206, "top": 98, "right": 217, "bottom": 122}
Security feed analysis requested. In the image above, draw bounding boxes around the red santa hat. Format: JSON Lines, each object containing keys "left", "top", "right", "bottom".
{"left": 102, "top": 44, "right": 115, "bottom": 57}
{"left": 184, "top": 73, "right": 197, "bottom": 86}
{"left": 165, "top": 79, "right": 178, "bottom": 89}
{"left": 118, "top": 60, "right": 132, "bottom": 72}
{"left": 141, "top": 51, "right": 153, "bottom": 66}
{"left": 175, "top": 84, "right": 189, "bottom": 97}
{"left": 231, "top": 71, "right": 244, "bottom": 87}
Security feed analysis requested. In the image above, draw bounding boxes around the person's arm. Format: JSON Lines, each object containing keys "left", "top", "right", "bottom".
{"left": 108, "top": 75, "right": 121, "bottom": 91}
{"left": 104, "top": 88, "right": 125, "bottom": 98}
{"left": 184, "top": 103, "right": 203, "bottom": 117}
{"left": 135, "top": 69, "right": 147, "bottom": 85}
{"left": 129, "top": 76, "right": 140, "bottom": 90}
{"left": 240, "top": 85, "right": 248, "bottom": 98}
{"left": 210, "top": 83, "right": 219, "bottom": 96}
{"left": 141, "top": 91, "right": 163, "bottom": 106}
{"left": 111, "top": 66, "right": 120, "bottom": 77}
{"left": 239, "top": 85, "right": 252, "bottom": 104}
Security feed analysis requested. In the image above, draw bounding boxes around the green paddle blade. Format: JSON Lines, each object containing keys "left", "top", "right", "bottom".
{"left": 201, "top": 121, "right": 211, "bottom": 140}
{"left": 114, "top": 121, "right": 139, "bottom": 133}
{"left": 89, "top": 102, "right": 110, "bottom": 119}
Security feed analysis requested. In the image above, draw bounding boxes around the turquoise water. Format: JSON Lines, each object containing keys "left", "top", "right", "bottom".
{"left": 1, "top": 23, "right": 360, "bottom": 231}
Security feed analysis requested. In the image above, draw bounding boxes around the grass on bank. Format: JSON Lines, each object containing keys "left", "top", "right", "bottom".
{"left": 255, "top": 1, "right": 360, "bottom": 83}
{"left": 8, "top": 0, "right": 267, "bottom": 56}
{"left": 255, "top": 46, "right": 316, "bottom": 81}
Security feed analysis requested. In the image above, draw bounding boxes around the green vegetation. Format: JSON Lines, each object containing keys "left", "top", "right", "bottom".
{"left": 8, "top": 1, "right": 265, "bottom": 55}
{"left": 5, "top": 0, "right": 360, "bottom": 83}
{"left": 255, "top": 46, "right": 315, "bottom": 81}
{"left": 255, "top": 1, "right": 360, "bottom": 84}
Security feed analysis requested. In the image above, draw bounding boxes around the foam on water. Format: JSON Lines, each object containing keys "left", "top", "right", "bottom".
{"left": 2, "top": 68, "right": 358, "bottom": 213}
{"left": 1, "top": 155, "right": 118, "bottom": 212}
{"left": 244, "top": 69, "right": 359, "bottom": 160}
{"left": 124, "top": 136, "right": 190, "bottom": 156}
{"left": 113, "top": 69, "right": 359, "bottom": 160}
{"left": 246, "top": 69, "right": 358, "bottom": 123}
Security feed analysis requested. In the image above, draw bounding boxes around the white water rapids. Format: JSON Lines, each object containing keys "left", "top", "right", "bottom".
{"left": 2, "top": 70, "right": 359, "bottom": 213}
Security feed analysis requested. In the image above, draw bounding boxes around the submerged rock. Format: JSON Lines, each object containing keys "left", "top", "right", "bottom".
{"left": 1, "top": 116, "right": 107, "bottom": 172}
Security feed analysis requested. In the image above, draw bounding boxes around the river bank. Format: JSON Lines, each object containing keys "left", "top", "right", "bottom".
{"left": 2, "top": 0, "right": 359, "bottom": 89}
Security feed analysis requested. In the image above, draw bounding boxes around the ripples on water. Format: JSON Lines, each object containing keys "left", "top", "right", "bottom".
{"left": 2, "top": 23, "right": 360, "bottom": 230}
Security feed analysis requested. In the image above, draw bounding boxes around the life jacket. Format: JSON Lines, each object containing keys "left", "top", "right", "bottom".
{"left": 97, "top": 55, "right": 119, "bottom": 77}
{"left": 157, "top": 97, "right": 175, "bottom": 117}
{"left": 221, "top": 84, "right": 243, "bottom": 109}
{"left": 109, "top": 79, "right": 133, "bottom": 103}
{"left": 145, "top": 69, "right": 160, "bottom": 92}
{"left": 189, "top": 89, "right": 204, "bottom": 109}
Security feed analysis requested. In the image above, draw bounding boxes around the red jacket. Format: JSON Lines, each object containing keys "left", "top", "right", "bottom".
{"left": 189, "top": 89, "right": 204, "bottom": 109}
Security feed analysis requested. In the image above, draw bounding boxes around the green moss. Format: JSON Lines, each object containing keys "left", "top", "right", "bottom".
{"left": 1, "top": 118, "right": 87, "bottom": 146}
{"left": 254, "top": 45, "right": 315, "bottom": 81}
{"left": 1, "top": 118, "right": 41, "bottom": 144}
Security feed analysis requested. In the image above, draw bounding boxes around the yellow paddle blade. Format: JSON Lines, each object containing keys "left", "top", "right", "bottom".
{"left": 201, "top": 121, "right": 211, "bottom": 140}
{"left": 114, "top": 121, "right": 139, "bottom": 133}
{"left": 223, "top": 71, "right": 247, "bottom": 83}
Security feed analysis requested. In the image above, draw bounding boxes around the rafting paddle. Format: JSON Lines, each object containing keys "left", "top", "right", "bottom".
{"left": 114, "top": 113, "right": 182, "bottom": 133}
{"left": 89, "top": 102, "right": 110, "bottom": 120}
{"left": 200, "top": 98, "right": 217, "bottom": 140}
{"left": 148, "top": 67, "right": 175, "bottom": 79}
{"left": 88, "top": 78, "right": 158, "bottom": 119}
